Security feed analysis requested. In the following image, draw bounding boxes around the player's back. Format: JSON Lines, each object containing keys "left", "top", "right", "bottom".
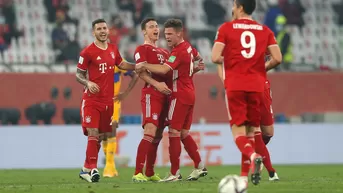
{"left": 134, "top": 44, "right": 169, "bottom": 97}
{"left": 220, "top": 19, "right": 274, "bottom": 92}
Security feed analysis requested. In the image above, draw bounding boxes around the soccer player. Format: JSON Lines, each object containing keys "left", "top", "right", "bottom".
{"left": 136, "top": 18, "right": 206, "bottom": 182}
{"left": 211, "top": 0, "right": 282, "bottom": 186}
{"left": 102, "top": 66, "right": 138, "bottom": 178}
{"left": 217, "top": 11, "right": 280, "bottom": 182}
{"left": 132, "top": 18, "right": 171, "bottom": 183}
{"left": 76, "top": 18, "right": 135, "bottom": 183}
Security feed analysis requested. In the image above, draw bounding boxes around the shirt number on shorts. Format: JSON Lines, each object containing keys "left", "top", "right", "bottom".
{"left": 240, "top": 31, "right": 256, "bottom": 59}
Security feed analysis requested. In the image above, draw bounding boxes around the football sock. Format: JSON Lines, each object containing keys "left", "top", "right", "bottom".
{"left": 182, "top": 135, "right": 201, "bottom": 168}
{"left": 169, "top": 135, "right": 181, "bottom": 175}
{"left": 84, "top": 136, "right": 99, "bottom": 169}
{"left": 105, "top": 137, "right": 117, "bottom": 170}
{"left": 241, "top": 136, "right": 255, "bottom": 176}
{"left": 134, "top": 134, "right": 154, "bottom": 175}
{"left": 235, "top": 136, "right": 255, "bottom": 158}
{"left": 254, "top": 131, "right": 275, "bottom": 173}
{"left": 240, "top": 154, "right": 250, "bottom": 176}
{"left": 262, "top": 135, "right": 272, "bottom": 145}
{"left": 102, "top": 140, "right": 108, "bottom": 155}
{"left": 145, "top": 137, "right": 161, "bottom": 177}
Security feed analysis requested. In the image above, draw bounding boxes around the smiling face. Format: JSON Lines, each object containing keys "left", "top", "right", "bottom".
{"left": 93, "top": 22, "right": 109, "bottom": 43}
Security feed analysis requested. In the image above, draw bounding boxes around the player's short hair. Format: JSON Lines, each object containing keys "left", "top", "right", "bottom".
{"left": 92, "top": 19, "right": 107, "bottom": 29}
{"left": 164, "top": 19, "right": 183, "bottom": 31}
{"left": 236, "top": 0, "right": 256, "bottom": 15}
{"left": 141, "top": 18, "right": 157, "bottom": 30}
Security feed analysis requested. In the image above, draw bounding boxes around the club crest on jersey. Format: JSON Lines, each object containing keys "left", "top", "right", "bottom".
{"left": 152, "top": 113, "right": 158, "bottom": 120}
{"left": 110, "top": 52, "right": 115, "bottom": 59}
{"left": 85, "top": 116, "right": 91, "bottom": 123}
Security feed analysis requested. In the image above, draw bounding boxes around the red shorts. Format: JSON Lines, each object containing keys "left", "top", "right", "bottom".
{"left": 226, "top": 90, "right": 263, "bottom": 127}
{"left": 168, "top": 97, "right": 194, "bottom": 130}
{"left": 260, "top": 80, "right": 274, "bottom": 126}
{"left": 141, "top": 93, "right": 169, "bottom": 129}
{"left": 80, "top": 99, "right": 113, "bottom": 136}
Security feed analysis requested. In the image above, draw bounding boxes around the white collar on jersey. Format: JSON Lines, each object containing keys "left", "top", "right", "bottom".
{"left": 94, "top": 41, "right": 108, "bottom": 50}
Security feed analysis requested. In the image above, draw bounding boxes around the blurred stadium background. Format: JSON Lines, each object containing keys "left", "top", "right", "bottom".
{"left": 1, "top": 0, "right": 343, "bottom": 192}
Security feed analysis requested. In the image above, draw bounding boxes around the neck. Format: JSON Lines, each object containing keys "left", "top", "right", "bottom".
{"left": 94, "top": 40, "right": 108, "bottom": 50}
{"left": 174, "top": 39, "right": 184, "bottom": 47}
{"left": 144, "top": 39, "right": 157, "bottom": 46}
{"left": 237, "top": 14, "right": 252, "bottom": 20}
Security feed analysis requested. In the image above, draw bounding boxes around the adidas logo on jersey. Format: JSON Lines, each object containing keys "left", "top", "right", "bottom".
{"left": 97, "top": 56, "right": 101, "bottom": 60}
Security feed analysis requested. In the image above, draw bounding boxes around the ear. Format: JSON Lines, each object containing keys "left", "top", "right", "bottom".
{"left": 143, "top": 29, "right": 147, "bottom": 35}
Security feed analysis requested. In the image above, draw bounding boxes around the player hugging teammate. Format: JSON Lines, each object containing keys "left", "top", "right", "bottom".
{"left": 212, "top": 0, "right": 282, "bottom": 187}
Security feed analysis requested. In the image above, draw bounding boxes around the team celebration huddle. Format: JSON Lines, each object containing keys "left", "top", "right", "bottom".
{"left": 75, "top": 0, "right": 282, "bottom": 189}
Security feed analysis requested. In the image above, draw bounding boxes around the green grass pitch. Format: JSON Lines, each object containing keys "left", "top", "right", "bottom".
{"left": 0, "top": 165, "right": 342, "bottom": 193}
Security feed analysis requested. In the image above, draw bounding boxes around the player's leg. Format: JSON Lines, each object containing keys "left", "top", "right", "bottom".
{"left": 145, "top": 99, "right": 168, "bottom": 181}
{"left": 79, "top": 100, "right": 101, "bottom": 183}
{"left": 160, "top": 98, "right": 184, "bottom": 182}
{"left": 103, "top": 102, "right": 120, "bottom": 178}
{"left": 226, "top": 91, "right": 262, "bottom": 185}
{"left": 180, "top": 105, "right": 207, "bottom": 181}
{"left": 132, "top": 94, "right": 162, "bottom": 182}
{"left": 259, "top": 87, "right": 279, "bottom": 181}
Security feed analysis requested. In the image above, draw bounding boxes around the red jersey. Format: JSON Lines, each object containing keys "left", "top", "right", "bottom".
{"left": 215, "top": 19, "right": 277, "bottom": 92}
{"left": 77, "top": 42, "right": 123, "bottom": 105}
{"left": 134, "top": 44, "right": 169, "bottom": 97}
{"left": 165, "top": 41, "right": 199, "bottom": 105}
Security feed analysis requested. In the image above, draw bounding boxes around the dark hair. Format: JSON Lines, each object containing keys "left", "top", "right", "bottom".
{"left": 92, "top": 18, "right": 107, "bottom": 29}
{"left": 164, "top": 19, "right": 183, "bottom": 31}
{"left": 141, "top": 18, "right": 157, "bottom": 30}
{"left": 236, "top": 0, "right": 256, "bottom": 15}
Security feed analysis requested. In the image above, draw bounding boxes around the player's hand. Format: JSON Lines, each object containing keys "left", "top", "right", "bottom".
{"left": 135, "top": 63, "right": 146, "bottom": 73}
{"left": 86, "top": 81, "right": 100, "bottom": 94}
{"left": 194, "top": 60, "right": 205, "bottom": 73}
{"left": 114, "top": 92, "right": 128, "bottom": 102}
{"left": 155, "top": 82, "right": 172, "bottom": 95}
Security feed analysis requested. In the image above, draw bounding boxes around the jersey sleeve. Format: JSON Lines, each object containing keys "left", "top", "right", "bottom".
{"left": 77, "top": 49, "right": 90, "bottom": 71}
{"left": 134, "top": 46, "right": 147, "bottom": 65}
{"left": 165, "top": 50, "right": 181, "bottom": 70}
{"left": 267, "top": 28, "right": 278, "bottom": 47}
{"left": 214, "top": 23, "right": 227, "bottom": 45}
{"left": 115, "top": 47, "right": 124, "bottom": 66}
{"left": 191, "top": 46, "right": 199, "bottom": 58}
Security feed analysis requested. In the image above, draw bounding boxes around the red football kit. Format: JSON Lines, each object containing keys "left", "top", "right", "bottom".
{"left": 164, "top": 41, "right": 199, "bottom": 130}
{"left": 77, "top": 43, "right": 123, "bottom": 135}
{"left": 134, "top": 44, "right": 170, "bottom": 129}
{"left": 260, "top": 52, "right": 274, "bottom": 126}
{"left": 215, "top": 19, "right": 277, "bottom": 127}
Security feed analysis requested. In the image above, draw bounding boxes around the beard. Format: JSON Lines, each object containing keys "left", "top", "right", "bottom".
{"left": 96, "top": 35, "right": 108, "bottom": 43}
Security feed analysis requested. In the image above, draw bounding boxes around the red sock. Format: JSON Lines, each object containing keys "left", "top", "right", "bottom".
{"left": 254, "top": 132, "right": 275, "bottom": 173}
{"left": 145, "top": 138, "right": 161, "bottom": 177}
{"left": 182, "top": 135, "right": 201, "bottom": 168}
{"left": 134, "top": 134, "right": 154, "bottom": 175}
{"left": 84, "top": 136, "right": 99, "bottom": 169}
{"left": 169, "top": 135, "right": 181, "bottom": 175}
{"left": 240, "top": 153, "right": 250, "bottom": 176}
{"left": 235, "top": 136, "right": 255, "bottom": 158}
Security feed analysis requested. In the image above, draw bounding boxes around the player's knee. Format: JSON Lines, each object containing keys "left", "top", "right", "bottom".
{"left": 144, "top": 123, "right": 157, "bottom": 136}
{"left": 168, "top": 127, "right": 181, "bottom": 137}
{"left": 231, "top": 124, "right": 247, "bottom": 138}
{"left": 87, "top": 128, "right": 99, "bottom": 136}
{"left": 180, "top": 129, "right": 189, "bottom": 140}
{"left": 261, "top": 125, "right": 274, "bottom": 137}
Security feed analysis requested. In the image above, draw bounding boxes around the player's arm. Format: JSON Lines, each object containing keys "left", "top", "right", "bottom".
{"left": 139, "top": 63, "right": 171, "bottom": 74}
{"left": 76, "top": 51, "right": 99, "bottom": 93}
{"left": 212, "top": 24, "right": 226, "bottom": 64}
{"left": 192, "top": 49, "right": 205, "bottom": 74}
{"left": 217, "top": 64, "right": 224, "bottom": 84}
{"left": 118, "top": 60, "right": 136, "bottom": 71}
{"left": 114, "top": 71, "right": 139, "bottom": 101}
{"left": 139, "top": 71, "right": 172, "bottom": 95}
{"left": 265, "top": 31, "right": 282, "bottom": 71}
